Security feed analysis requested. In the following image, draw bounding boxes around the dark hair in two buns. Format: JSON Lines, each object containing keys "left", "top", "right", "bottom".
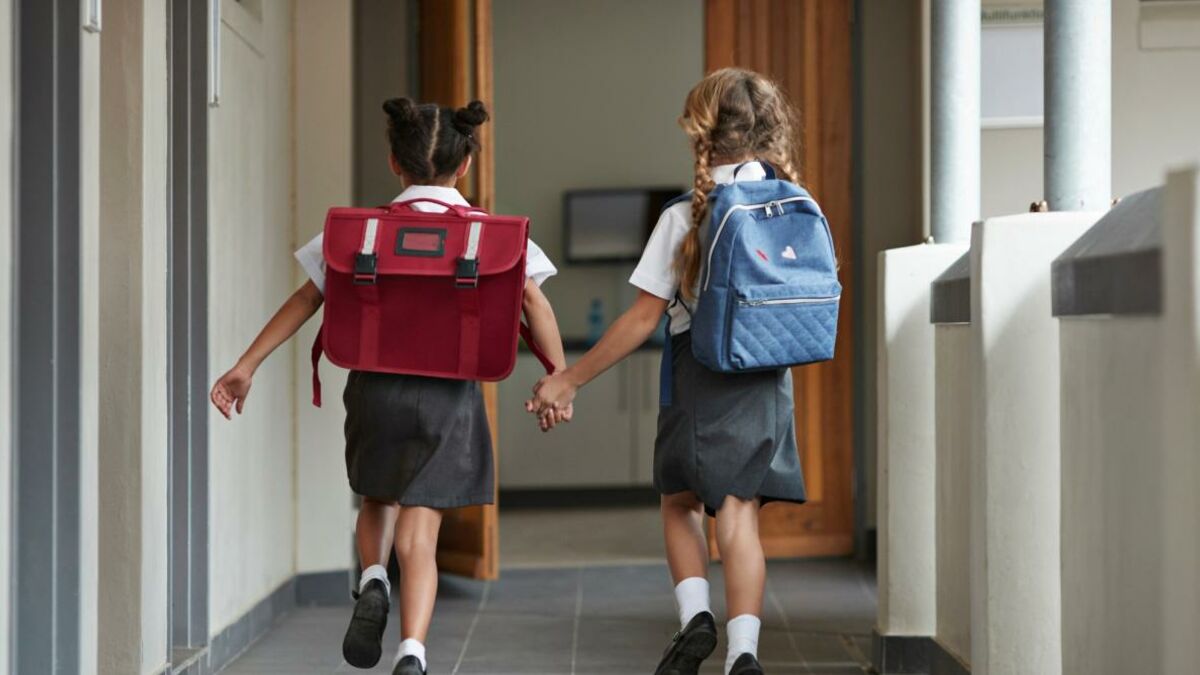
{"left": 381, "top": 98, "right": 490, "bottom": 183}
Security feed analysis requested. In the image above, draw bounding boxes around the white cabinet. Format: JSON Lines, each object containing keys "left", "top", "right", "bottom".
{"left": 498, "top": 350, "right": 661, "bottom": 489}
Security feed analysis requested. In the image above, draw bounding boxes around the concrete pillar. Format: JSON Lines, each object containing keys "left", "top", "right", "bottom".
{"left": 875, "top": 243, "right": 968, "bottom": 666}
{"left": 1044, "top": 0, "right": 1111, "bottom": 211}
{"left": 0, "top": 0, "right": 12, "bottom": 668}
{"left": 930, "top": 0, "right": 980, "bottom": 243}
{"left": 969, "top": 211, "right": 1101, "bottom": 675}
{"left": 1162, "top": 165, "right": 1200, "bottom": 674}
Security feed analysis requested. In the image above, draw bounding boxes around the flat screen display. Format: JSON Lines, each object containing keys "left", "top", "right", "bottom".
{"left": 563, "top": 187, "right": 685, "bottom": 263}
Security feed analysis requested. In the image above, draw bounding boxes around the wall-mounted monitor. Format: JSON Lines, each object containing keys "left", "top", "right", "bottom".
{"left": 563, "top": 187, "right": 685, "bottom": 264}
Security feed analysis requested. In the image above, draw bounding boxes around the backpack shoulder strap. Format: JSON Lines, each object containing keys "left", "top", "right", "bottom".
{"left": 660, "top": 191, "right": 693, "bottom": 214}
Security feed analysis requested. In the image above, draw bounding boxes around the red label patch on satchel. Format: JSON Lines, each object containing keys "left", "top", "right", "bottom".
{"left": 756, "top": 249, "right": 769, "bottom": 262}
{"left": 402, "top": 232, "right": 442, "bottom": 251}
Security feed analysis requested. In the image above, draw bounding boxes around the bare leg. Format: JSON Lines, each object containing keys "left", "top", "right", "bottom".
{"left": 393, "top": 505, "right": 444, "bottom": 642}
{"left": 357, "top": 497, "right": 400, "bottom": 569}
{"left": 713, "top": 495, "right": 765, "bottom": 618}
{"left": 661, "top": 491, "right": 709, "bottom": 584}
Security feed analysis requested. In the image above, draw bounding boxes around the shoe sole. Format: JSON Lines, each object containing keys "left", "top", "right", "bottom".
{"left": 342, "top": 596, "right": 388, "bottom": 668}
{"left": 654, "top": 625, "right": 718, "bottom": 675}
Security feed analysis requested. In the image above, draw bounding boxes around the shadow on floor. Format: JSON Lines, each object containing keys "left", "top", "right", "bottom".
{"left": 222, "top": 559, "right": 877, "bottom": 675}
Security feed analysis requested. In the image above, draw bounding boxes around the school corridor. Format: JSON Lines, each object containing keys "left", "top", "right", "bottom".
{"left": 4, "top": 0, "right": 1200, "bottom": 674}
{"left": 221, "top": 559, "right": 876, "bottom": 675}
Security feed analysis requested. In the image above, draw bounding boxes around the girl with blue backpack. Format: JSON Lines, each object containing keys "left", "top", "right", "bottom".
{"left": 529, "top": 68, "right": 840, "bottom": 675}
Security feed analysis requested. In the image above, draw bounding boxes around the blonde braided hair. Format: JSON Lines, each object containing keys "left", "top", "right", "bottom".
{"left": 675, "top": 68, "right": 801, "bottom": 300}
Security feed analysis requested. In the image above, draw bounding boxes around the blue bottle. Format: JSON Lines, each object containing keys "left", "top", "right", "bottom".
{"left": 587, "top": 298, "right": 605, "bottom": 345}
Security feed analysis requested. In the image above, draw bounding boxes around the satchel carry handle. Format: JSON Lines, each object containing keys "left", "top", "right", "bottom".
{"left": 388, "top": 198, "right": 489, "bottom": 219}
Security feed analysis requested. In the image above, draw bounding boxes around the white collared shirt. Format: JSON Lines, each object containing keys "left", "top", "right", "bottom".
{"left": 629, "top": 161, "right": 768, "bottom": 335}
{"left": 295, "top": 184, "right": 557, "bottom": 294}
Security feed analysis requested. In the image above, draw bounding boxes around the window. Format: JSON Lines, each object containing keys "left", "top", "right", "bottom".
{"left": 982, "top": 8, "right": 1044, "bottom": 129}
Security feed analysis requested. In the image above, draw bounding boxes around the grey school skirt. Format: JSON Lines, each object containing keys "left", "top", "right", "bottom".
{"left": 655, "top": 331, "right": 807, "bottom": 516}
{"left": 343, "top": 370, "right": 494, "bottom": 507}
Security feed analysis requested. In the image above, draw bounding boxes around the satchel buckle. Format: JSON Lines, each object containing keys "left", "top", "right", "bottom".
{"left": 353, "top": 253, "right": 378, "bottom": 285}
{"left": 455, "top": 258, "right": 479, "bottom": 288}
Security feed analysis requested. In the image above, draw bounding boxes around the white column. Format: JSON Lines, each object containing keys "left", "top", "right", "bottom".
{"left": 930, "top": 0, "right": 980, "bottom": 243}
{"left": 80, "top": 6, "right": 102, "bottom": 675}
{"left": 1044, "top": 0, "right": 1111, "bottom": 211}
{"left": 969, "top": 211, "right": 1101, "bottom": 675}
{"left": 876, "top": 244, "right": 968, "bottom": 640}
{"left": 1162, "top": 165, "right": 1200, "bottom": 674}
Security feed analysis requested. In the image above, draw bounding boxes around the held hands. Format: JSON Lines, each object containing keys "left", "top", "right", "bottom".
{"left": 210, "top": 363, "right": 253, "bottom": 420}
{"left": 526, "top": 371, "right": 579, "bottom": 433}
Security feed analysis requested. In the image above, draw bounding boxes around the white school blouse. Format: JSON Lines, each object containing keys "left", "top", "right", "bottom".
{"left": 628, "top": 161, "right": 768, "bottom": 335}
{"left": 295, "top": 184, "right": 557, "bottom": 294}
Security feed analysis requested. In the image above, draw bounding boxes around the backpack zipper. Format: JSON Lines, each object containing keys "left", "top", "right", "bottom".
{"left": 703, "top": 196, "right": 819, "bottom": 291}
{"left": 739, "top": 294, "right": 841, "bottom": 308}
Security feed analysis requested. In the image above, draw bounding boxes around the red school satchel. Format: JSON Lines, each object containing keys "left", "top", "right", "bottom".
{"left": 310, "top": 198, "right": 555, "bottom": 406}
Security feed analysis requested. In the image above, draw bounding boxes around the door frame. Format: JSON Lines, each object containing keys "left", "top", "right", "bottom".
{"left": 167, "top": 0, "right": 210, "bottom": 656}
{"left": 419, "top": 0, "right": 502, "bottom": 580}
{"left": 10, "top": 0, "right": 84, "bottom": 671}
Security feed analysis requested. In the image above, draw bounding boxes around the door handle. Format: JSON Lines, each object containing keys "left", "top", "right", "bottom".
{"left": 208, "top": 0, "right": 221, "bottom": 106}
{"left": 84, "top": 0, "right": 101, "bottom": 32}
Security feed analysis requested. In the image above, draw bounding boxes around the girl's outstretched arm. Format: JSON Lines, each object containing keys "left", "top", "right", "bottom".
{"left": 210, "top": 280, "right": 324, "bottom": 419}
{"left": 521, "top": 278, "right": 571, "bottom": 431}
{"left": 528, "top": 290, "right": 668, "bottom": 416}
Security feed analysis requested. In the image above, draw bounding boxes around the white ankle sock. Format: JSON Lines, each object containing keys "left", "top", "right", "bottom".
{"left": 359, "top": 564, "right": 391, "bottom": 598}
{"left": 673, "top": 577, "right": 711, "bottom": 628}
{"left": 395, "top": 638, "right": 427, "bottom": 669}
{"left": 725, "top": 614, "right": 761, "bottom": 674}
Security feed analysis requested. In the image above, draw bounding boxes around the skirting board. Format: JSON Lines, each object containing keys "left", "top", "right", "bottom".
{"left": 871, "top": 632, "right": 972, "bottom": 675}
{"left": 161, "top": 569, "right": 353, "bottom": 675}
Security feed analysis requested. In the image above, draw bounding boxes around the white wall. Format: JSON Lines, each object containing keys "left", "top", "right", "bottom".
{"left": 493, "top": 0, "right": 702, "bottom": 337}
{"left": 1059, "top": 318, "right": 1163, "bottom": 675}
{"left": 934, "top": 324, "right": 971, "bottom": 665}
{"left": 982, "top": 127, "right": 1043, "bottom": 218}
{"left": 0, "top": 0, "right": 12, "bottom": 668}
{"left": 207, "top": 0, "right": 297, "bottom": 635}
{"left": 1113, "top": 0, "right": 1200, "bottom": 196}
{"left": 139, "top": 0, "right": 170, "bottom": 668}
{"left": 293, "top": 0, "right": 355, "bottom": 576}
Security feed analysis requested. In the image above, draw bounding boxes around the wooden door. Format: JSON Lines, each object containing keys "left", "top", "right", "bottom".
{"left": 420, "top": 0, "right": 501, "bottom": 579}
{"left": 706, "top": 0, "right": 856, "bottom": 558}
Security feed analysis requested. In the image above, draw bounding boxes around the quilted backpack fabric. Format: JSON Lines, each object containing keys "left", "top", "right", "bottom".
{"left": 690, "top": 169, "right": 841, "bottom": 372}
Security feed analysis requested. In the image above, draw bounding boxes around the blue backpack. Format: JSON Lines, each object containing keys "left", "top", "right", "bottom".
{"left": 665, "top": 163, "right": 840, "bottom": 378}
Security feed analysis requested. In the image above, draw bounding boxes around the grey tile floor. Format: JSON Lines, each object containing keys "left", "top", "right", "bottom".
{"left": 221, "top": 559, "right": 877, "bottom": 675}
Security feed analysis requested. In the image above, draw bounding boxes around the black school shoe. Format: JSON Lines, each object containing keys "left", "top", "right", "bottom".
{"left": 653, "top": 611, "right": 718, "bottom": 675}
{"left": 392, "top": 655, "right": 426, "bottom": 675}
{"left": 342, "top": 578, "right": 390, "bottom": 668}
{"left": 729, "top": 653, "right": 765, "bottom": 675}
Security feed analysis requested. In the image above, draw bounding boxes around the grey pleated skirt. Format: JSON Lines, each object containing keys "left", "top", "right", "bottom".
{"left": 655, "top": 331, "right": 807, "bottom": 516}
{"left": 343, "top": 370, "right": 494, "bottom": 507}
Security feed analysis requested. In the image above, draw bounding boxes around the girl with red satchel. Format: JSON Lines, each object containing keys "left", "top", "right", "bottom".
{"left": 210, "top": 98, "right": 569, "bottom": 675}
